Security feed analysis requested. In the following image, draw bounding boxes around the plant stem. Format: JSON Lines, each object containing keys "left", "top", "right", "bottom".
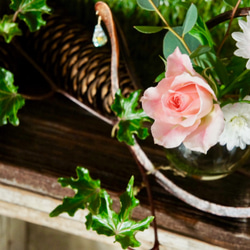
{"left": 148, "top": 0, "right": 169, "bottom": 27}
{"left": 217, "top": 0, "right": 242, "bottom": 55}
{"left": 128, "top": 142, "right": 160, "bottom": 250}
{"left": 12, "top": 10, "right": 20, "bottom": 23}
{"left": 148, "top": 0, "right": 191, "bottom": 55}
{"left": 20, "top": 90, "right": 55, "bottom": 100}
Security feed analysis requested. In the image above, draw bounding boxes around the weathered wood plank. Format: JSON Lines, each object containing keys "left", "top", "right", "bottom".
{"left": 0, "top": 215, "right": 26, "bottom": 250}
{"left": 0, "top": 95, "right": 250, "bottom": 249}
{"left": 0, "top": 183, "right": 224, "bottom": 250}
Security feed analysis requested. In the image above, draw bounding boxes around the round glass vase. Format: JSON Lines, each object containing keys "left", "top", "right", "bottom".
{"left": 165, "top": 144, "right": 250, "bottom": 181}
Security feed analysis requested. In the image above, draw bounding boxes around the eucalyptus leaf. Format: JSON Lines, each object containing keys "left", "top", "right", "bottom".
{"left": 182, "top": 4, "right": 198, "bottom": 35}
{"left": 0, "top": 15, "right": 22, "bottom": 43}
{"left": 163, "top": 26, "right": 200, "bottom": 59}
{"left": 0, "top": 67, "right": 25, "bottom": 126}
{"left": 190, "top": 45, "right": 211, "bottom": 59}
{"left": 136, "top": 0, "right": 160, "bottom": 11}
{"left": 134, "top": 25, "right": 164, "bottom": 34}
{"left": 10, "top": 0, "right": 51, "bottom": 32}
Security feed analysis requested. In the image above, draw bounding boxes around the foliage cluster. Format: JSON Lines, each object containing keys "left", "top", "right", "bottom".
{"left": 50, "top": 167, "right": 154, "bottom": 249}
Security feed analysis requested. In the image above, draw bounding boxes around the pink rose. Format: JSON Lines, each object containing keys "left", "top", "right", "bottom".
{"left": 141, "top": 47, "right": 224, "bottom": 153}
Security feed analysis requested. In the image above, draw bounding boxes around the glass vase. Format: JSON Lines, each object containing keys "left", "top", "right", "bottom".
{"left": 165, "top": 144, "right": 250, "bottom": 181}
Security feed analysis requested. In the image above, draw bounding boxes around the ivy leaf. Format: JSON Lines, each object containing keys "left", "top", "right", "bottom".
{"left": 0, "top": 67, "right": 25, "bottom": 126}
{"left": 111, "top": 89, "right": 151, "bottom": 145}
{"left": 136, "top": 0, "right": 160, "bottom": 11}
{"left": 134, "top": 25, "right": 164, "bottom": 34}
{"left": 182, "top": 4, "right": 198, "bottom": 36}
{"left": 0, "top": 15, "right": 22, "bottom": 43}
{"left": 10, "top": 0, "right": 51, "bottom": 32}
{"left": 50, "top": 167, "right": 102, "bottom": 217}
{"left": 86, "top": 176, "right": 154, "bottom": 249}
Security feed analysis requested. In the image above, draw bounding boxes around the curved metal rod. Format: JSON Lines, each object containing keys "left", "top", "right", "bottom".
{"left": 95, "top": 1, "right": 250, "bottom": 217}
{"left": 95, "top": 1, "right": 120, "bottom": 99}
{"left": 129, "top": 141, "right": 250, "bottom": 218}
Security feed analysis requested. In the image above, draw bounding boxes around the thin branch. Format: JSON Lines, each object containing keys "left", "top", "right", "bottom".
{"left": 56, "top": 88, "right": 115, "bottom": 126}
{"left": 148, "top": 0, "right": 169, "bottom": 27}
{"left": 147, "top": 0, "right": 191, "bottom": 55}
{"left": 130, "top": 141, "right": 250, "bottom": 218}
{"left": 128, "top": 144, "right": 160, "bottom": 250}
{"left": 217, "top": 0, "right": 242, "bottom": 55}
{"left": 20, "top": 89, "right": 55, "bottom": 101}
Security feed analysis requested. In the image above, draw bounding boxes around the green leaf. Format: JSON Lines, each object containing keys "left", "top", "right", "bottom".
{"left": 134, "top": 25, "right": 164, "bottom": 34}
{"left": 136, "top": 0, "right": 160, "bottom": 11}
{"left": 118, "top": 176, "right": 139, "bottom": 221}
{"left": 86, "top": 176, "right": 154, "bottom": 249}
{"left": 190, "top": 45, "right": 211, "bottom": 59}
{"left": 226, "top": 55, "right": 247, "bottom": 79}
{"left": 50, "top": 167, "right": 102, "bottom": 217}
{"left": 0, "top": 15, "right": 22, "bottom": 43}
{"left": 182, "top": 4, "right": 198, "bottom": 35}
{"left": 111, "top": 89, "right": 151, "bottom": 145}
{"left": 163, "top": 26, "right": 200, "bottom": 59}
{"left": 199, "top": 52, "right": 229, "bottom": 86}
{"left": 0, "top": 67, "right": 25, "bottom": 126}
{"left": 221, "top": 68, "right": 250, "bottom": 97}
{"left": 223, "top": 0, "right": 238, "bottom": 7}
{"left": 155, "top": 71, "right": 165, "bottom": 82}
{"left": 189, "top": 15, "right": 214, "bottom": 48}
{"left": 10, "top": 0, "right": 51, "bottom": 32}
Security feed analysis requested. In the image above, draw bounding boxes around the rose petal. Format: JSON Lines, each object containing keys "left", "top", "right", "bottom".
{"left": 195, "top": 84, "right": 214, "bottom": 118}
{"left": 151, "top": 119, "right": 200, "bottom": 148}
{"left": 183, "top": 104, "right": 225, "bottom": 154}
{"left": 166, "top": 47, "right": 195, "bottom": 78}
{"left": 141, "top": 78, "right": 173, "bottom": 120}
{"left": 172, "top": 73, "right": 216, "bottom": 100}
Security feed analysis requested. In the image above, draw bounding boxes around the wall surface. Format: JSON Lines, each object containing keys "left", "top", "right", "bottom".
{"left": 0, "top": 215, "right": 119, "bottom": 250}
